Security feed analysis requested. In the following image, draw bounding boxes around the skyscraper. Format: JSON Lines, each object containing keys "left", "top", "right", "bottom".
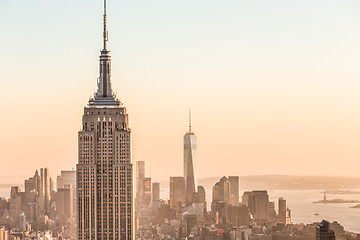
{"left": 228, "top": 176, "right": 239, "bottom": 206}
{"left": 211, "top": 176, "right": 230, "bottom": 221}
{"left": 192, "top": 186, "right": 206, "bottom": 211}
{"left": 169, "top": 177, "right": 185, "bottom": 209}
{"left": 242, "top": 190, "right": 270, "bottom": 221}
{"left": 211, "top": 176, "right": 240, "bottom": 222}
{"left": 184, "top": 110, "right": 197, "bottom": 206}
{"left": 152, "top": 182, "right": 160, "bottom": 203}
{"left": 57, "top": 170, "right": 76, "bottom": 217}
{"left": 316, "top": 220, "right": 336, "bottom": 240}
{"left": 56, "top": 186, "right": 73, "bottom": 218}
{"left": 136, "top": 161, "right": 145, "bottom": 207}
{"left": 39, "top": 168, "right": 50, "bottom": 215}
{"left": 278, "top": 197, "right": 286, "bottom": 223}
{"left": 212, "top": 176, "right": 229, "bottom": 203}
{"left": 77, "top": 1, "right": 133, "bottom": 239}
{"left": 24, "top": 170, "right": 40, "bottom": 194}
{"left": 143, "top": 177, "right": 152, "bottom": 207}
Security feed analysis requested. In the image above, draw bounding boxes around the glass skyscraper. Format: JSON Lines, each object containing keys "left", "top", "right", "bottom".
{"left": 184, "top": 111, "right": 197, "bottom": 206}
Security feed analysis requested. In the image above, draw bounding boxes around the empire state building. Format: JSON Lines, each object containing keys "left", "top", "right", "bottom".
{"left": 77, "top": 1, "right": 134, "bottom": 239}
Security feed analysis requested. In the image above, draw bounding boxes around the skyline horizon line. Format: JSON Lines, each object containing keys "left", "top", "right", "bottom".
{"left": 1, "top": 173, "right": 360, "bottom": 186}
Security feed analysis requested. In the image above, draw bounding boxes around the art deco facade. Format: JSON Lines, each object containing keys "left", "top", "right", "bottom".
{"left": 77, "top": 1, "right": 133, "bottom": 239}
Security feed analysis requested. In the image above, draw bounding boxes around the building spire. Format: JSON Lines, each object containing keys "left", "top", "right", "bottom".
{"left": 88, "top": 0, "right": 119, "bottom": 106}
{"left": 103, "top": 0, "right": 108, "bottom": 50}
{"left": 189, "top": 109, "right": 192, "bottom": 133}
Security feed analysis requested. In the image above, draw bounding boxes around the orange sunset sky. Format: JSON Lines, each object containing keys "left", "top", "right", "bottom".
{"left": 0, "top": 0, "right": 360, "bottom": 182}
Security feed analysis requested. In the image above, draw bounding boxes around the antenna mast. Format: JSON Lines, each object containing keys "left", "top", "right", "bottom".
{"left": 103, "top": 0, "right": 108, "bottom": 50}
{"left": 189, "top": 109, "right": 192, "bottom": 133}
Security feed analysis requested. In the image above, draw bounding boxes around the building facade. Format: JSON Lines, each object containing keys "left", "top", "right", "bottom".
{"left": 278, "top": 197, "right": 286, "bottom": 223}
{"left": 242, "top": 190, "right": 270, "bottom": 221}
{"left": 136, "top": 161, "right": 145, "bottom": 204}
{"left": 57, "top": 170, "right": 76, "bottom": 217}
{"left": 39, "top": 168, "right": 50, "bottom": 215}
{"left": 56, "top": 187, "right": 73, "bottom": 219}
{"left": 169, "top": 177, "right": 185, "bottom": 209}
{"left": 316, "top": 220, "right": 335, "bottom": 240}
{"left": 136, "top": 161, "right": 148, "bottom": 208}
{"left": 152, "top": 182, "right": 160, "bottom": 203}
{"left": 228, "top": 176, "right": 239, "bottom": 206}
{"left": 76, "top": 1, "right": 133, "bottom": 239}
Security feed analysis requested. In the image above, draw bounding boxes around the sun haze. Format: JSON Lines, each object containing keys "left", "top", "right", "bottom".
{"left": 0, "top": 0, "right": 360, "bottom": 181}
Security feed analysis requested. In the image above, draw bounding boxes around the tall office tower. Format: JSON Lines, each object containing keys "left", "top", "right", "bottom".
{"left": 57, "top": 170, "right": 76, "bottom": 190}
{"left": 212, "top": 177, "right": 229, "bottom": 203}
{"left": 25, "top": 170, "right": 40, "bottom": 194}
{"left": 39, "top": 168, "right": 50, "bottom": 215}
{"left": 23, "top": 171, "right": 40, "bottom": 224}
{"left": 143, "top": 177, "right": 152, "bottom": 207}
{"left": 19, "top": 212, "right": 26, "bottom": 232}
{"left": 242, "top": 190, "right": 270, "bottom": 221}
{"left": 9, "top": 187, "right": 21, "bottom": 224}
{"left": 228, "top": 176, "right": 239, "bottom": 206}
{"left": 169, "top": 177, "right": 186, "bottom": 209}
{"left": 56, "top": 186, "right": 73, "bottom": 218}
{"left": 285, "top": 208, "right": 291, "bottom": 224}
{"left": 57, "top": 170, "right": 76, "bottom": 217}
{"left": 211, "top": 177, "right": 231, "bottom": 220}
{"left": 152, "top": 182, "right": 160, "bottom": 203}
{"left": 34, "top": 170, "right": 41, "bottom": 194}
{"left": 267, "top": 201, "right": 277, "bottom": 220}
{"left": 50, "top": 177, "right": 55, "bottom": 193}
{"left": 278, "top": 197, "right": 286, "bottom": 223}
{"left": 136, "top": 161, "right": 146, "bottom": 206}
{"left": 316, "top": 220, "right": 335, "bottom": 240}
{"left": 184, "top": 110, "right": 197, "bottom": 206}
{"left": 77, "top": 1, "right": 133, "bottom": 239}
{"left": 192, "top": 186, "right": 206, "bottom": 211}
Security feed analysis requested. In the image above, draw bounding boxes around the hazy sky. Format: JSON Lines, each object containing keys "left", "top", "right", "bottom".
{"left": 0, "top": 0, "right": 360, "bottom": 182}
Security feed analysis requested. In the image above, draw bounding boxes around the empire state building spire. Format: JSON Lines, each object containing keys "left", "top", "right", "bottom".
{"left": 103, "top": 0, "right": 108, "bottom": 50}
{"left": 89, "top": 0, "right": 120, "bottom": 106}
